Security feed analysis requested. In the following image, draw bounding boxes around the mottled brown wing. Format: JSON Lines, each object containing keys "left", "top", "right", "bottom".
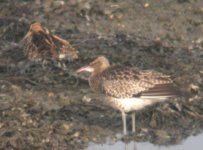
{"left": 100, "top": 66, "right": 173, "bottom": 98}
{"left": 23, "top": 31, "right": 57, "bottom": 60}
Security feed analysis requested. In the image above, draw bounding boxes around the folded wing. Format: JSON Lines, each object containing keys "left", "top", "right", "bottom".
{"left": 100, "top": 66, "right": 178, "bottom": 99}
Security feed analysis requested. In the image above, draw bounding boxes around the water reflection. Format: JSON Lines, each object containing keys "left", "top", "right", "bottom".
{"left": 86, "top": 131, "right": 203, "bottom": 150}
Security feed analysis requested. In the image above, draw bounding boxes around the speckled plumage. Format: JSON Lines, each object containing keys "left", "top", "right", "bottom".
{"left": 76, "top": 56, "right": 179, "bottom": 134}
{"left": 22, "top": 22, "right": 78, "bottom": 61}
{"left": 91, "top": 65, "right": 173, "bottom": 99}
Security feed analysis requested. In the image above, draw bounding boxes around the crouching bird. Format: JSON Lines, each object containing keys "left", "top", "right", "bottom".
{"left": 22, "top": 22, "right": 78, "bottom": 62}
{"left": 76, "top": 56, "right": 179, "bottom": 135}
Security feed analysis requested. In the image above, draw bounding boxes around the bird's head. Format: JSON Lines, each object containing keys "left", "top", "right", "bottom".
{"left": 76, "top": 56, "right": 110, "bottom": 74}
{"left": 29, "top": 22, "right": 49, "bottom": 34}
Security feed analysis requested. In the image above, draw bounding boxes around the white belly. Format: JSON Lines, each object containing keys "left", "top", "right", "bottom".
{"left": 105, "top": 96, "right": 168, "bottom": 112}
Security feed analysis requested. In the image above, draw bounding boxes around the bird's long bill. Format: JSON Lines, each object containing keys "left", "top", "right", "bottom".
{"left": 76, "top": 65, "right": 94, "bottom": 73}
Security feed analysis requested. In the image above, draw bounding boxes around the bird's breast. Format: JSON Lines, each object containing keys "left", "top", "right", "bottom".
{"left": 106, "top": 96, "right": 161, "bottom": 112}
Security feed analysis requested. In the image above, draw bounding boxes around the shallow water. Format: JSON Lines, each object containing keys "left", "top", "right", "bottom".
{"left": 86, "top": 131, "right": 203, "bottom": 150}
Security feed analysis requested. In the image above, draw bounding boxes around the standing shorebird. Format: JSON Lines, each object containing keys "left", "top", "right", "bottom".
{"left": 76, "top": 56, "right": 179, "bottom": 135}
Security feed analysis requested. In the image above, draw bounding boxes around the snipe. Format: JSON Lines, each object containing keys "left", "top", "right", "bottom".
{"left": 22, "top": 22, "right": 78, "bottom": 62}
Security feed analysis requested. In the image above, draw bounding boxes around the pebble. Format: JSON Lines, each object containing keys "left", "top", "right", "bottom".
{"left": 82, "top": 95, "right": 92, "bottom": 102}
{"left": 144, "top": 3, "right": 150, "bottom": 8}
{"left": 190, "top": 84, "right": 199, "bottom": 92}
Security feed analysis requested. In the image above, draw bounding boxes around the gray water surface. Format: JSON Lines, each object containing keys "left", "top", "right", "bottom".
{"left": 86, "top": 131, "right": 203, "bottom": 150}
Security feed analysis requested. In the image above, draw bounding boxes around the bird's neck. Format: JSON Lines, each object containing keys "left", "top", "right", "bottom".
{"left": 92, "top": 65, "right": 109, "bottom": 76}
{"left": 89, "top": 66, "right": 109, "bottom": 92}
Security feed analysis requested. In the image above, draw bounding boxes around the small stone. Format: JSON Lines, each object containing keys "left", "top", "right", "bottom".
{"left": 109, "top": 14, "right": 114, "bottom": 20}
{"left": 190, "top": 84, "right": 199, "bottom": 92}
{"left": 195, "top": 37, "right": 203, "bottom": 44}
{"left": 48, "top": 92, "right": 55, "bottom": 97}
{"left": 153, "top": 37, "right": 162, "bottom": 45}
{"left": 175, "top": 103, "right": 182, "bottom": 111}
{"left": 189, "top": 95, "right": 199, "bottom": 102}
{"left": 63, "top": 123, "right": 71, "bottom": 131}
{"left": 82, "top": 95, "right": 92, "bottom": 103}
{"left": 73, "top": 131, "right": 80, "bottom": 137}
{"left": 144, "top": 3, "right": 150, "bottom": 8}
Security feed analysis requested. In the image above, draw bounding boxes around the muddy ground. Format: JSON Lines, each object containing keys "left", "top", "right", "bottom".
{"left": 0, "top": 0, "right": 203, "bottom": 150}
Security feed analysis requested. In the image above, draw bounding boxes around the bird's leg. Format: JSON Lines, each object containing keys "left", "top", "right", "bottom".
{"left": 121, "top": 111, "right": 127, "bottom": 135}
{"left": 131, "top": 112, "right": 136, "bottom": 133}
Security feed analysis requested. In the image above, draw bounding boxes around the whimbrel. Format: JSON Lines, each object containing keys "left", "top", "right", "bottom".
{"left": 76, "top": 56, "right": 179, "bottom": 135}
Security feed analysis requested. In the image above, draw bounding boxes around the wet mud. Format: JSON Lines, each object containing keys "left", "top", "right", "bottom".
{"left": 0, "top": 0, "right": 203, "bottom": 149}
